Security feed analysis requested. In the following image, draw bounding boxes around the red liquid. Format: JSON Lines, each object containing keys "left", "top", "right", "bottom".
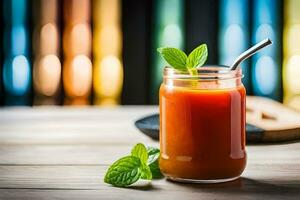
{"left": 159, "top": 84, "right": 246, "bottom": 180}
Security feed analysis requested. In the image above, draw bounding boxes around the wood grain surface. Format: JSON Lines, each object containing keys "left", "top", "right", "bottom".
{"left": 0, "top": 106, "right": 299, "bottom": 200}
{"left": 247, "top": 96, "right": 300, "bottom": 142}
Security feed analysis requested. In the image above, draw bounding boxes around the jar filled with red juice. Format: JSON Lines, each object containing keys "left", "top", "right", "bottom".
{"left": 159, "top": 66, "right": 246, "bottom": 183}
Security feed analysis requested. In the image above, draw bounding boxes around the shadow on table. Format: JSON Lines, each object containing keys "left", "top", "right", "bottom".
{"left": 248, "top": 139, "right": 300, "bottom": 146}
{"left": 127, "top": 181, "right": 162, "bottom": 191}
{"left": 166, "top": 177, "right": 300, "bottom": 196}
{"left": 124, "top": 177, "right": 300, "bottom": 197}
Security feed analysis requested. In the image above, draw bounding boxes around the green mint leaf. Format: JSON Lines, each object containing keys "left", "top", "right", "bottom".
{"left": 149, "top": 160, "right": 164, "bottom": 179}
{"left": 146, "top": 147, "right": 160, "bottom": 165}
{"left": 186, "top": 44, "right": 208, "bottom": 68}
{"left": 146, "top": 147, "right": 163, "bottom": 179}
{"left": 157, "top": 47, "right": 187, "bottom": 70}
{"left": 131, "top": 143, "right": 148, "bottom": 164}
{"left": 140, "top": 163, "right": 152, "bottom": 180}
{"left": 146, "top": 146, "right": 160, "bottom": 155}
{"left": 104, "top": 144, "right": 165, "bottom": 187}
{"left": 104, "top": 156, "right": 141, "bottom": 187}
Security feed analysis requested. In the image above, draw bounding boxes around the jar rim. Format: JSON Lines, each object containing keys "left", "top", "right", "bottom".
{"left": 163, "top": 65, "right": 243, "bottom": 80}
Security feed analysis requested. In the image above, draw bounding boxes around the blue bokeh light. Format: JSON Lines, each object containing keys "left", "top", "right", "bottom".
{"left": 254, "top": 56, "right": 277, "bottom": 95}
{"left": 11, "top": 26, "right": 27, "bottom": 55}
{"left": 219, "top": 0, "right": 250, "bottom": 91}
{"left": 3, "top": 55, "right": 31, "bottom": 96}
{"left": 252, "top": 0, "right": 280, "bottom": 100}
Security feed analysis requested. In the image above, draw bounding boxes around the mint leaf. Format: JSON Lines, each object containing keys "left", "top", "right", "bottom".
{"left": 149, "top": 160, "right": 163, "bottom": 179}
{"left": 157, "top": 47, "right": 187, "bottom": 70}
{"left": 187, "top": 44, "right": 208, "bottom": 68}
{"left": 104, "top": 156, "right": 141, "bottom": 187}
{"left": 131, "top": 143, "right": 148, "bottom": 164}
{"left": 157, "top": 43, "right": 208, "bottom": 76}
{"left": 146, "top": 147, "right": 160, "bottom": 165}
{"left": 140, "top": 163, "right": 152, "bottom": 180}
{"left": 147, "top": 147, "right": 163, "bottom": 179}
{"left": 104, "top": 144, "right": 165, "bottom": 187}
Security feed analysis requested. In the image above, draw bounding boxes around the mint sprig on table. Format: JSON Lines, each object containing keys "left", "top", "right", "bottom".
{"left": 104, "top": 143, "right": 163, "bottom": 187}
{"left": 157, "top": 44, "right": 208, "bottom": 74}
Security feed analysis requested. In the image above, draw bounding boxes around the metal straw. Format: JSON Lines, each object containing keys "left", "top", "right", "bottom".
{"left": 230, "top": 38, "right": 273, "bottom": 70}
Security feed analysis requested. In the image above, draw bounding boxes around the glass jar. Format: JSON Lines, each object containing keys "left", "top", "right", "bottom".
{"left": 159, "top": 66, "right": 246, "bottom": 183}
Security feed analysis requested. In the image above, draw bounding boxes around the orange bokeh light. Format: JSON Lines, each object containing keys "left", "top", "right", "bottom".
{"left": 34, "top": 55, "right": 61, "bottom": 96}
{"left": 63, "top": 55, "right": 92, "bottom": 98}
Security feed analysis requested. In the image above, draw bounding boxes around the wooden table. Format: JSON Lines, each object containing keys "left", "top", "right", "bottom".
{"left": 0, "top": 107, "right": 299, "bottom": 200}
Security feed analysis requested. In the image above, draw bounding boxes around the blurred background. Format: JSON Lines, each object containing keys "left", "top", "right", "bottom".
{"left": 0, "top": 0, "right": 299, "bottom": 109}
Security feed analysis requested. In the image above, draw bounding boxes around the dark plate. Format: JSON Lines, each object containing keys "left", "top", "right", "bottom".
{"left": 135, "top": 114, "right": 265, "bottom": 143}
